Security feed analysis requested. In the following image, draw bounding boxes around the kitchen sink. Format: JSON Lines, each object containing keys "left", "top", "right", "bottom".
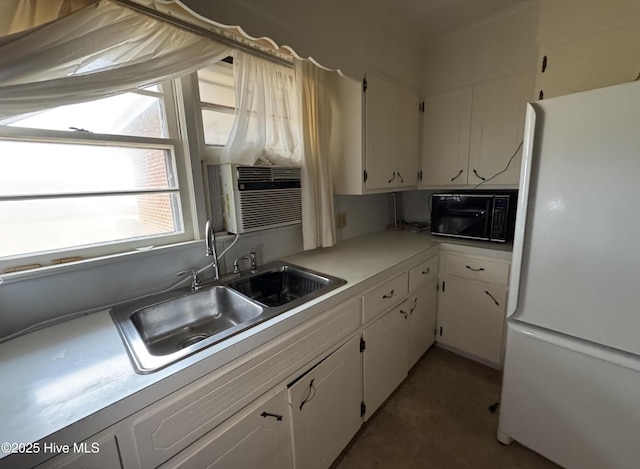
{"left": 226, "top": 264, "right": 335, "bottom": 307}
{"left": 110, "top": 261, "right": 346, "bottom": 373}
{"left": 130, "top": 286, "right": 264, "bottom": 356}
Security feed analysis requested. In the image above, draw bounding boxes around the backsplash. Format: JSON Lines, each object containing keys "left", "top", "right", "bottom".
{"left": 0, "top": 194, "right": 393, "bottom": 341}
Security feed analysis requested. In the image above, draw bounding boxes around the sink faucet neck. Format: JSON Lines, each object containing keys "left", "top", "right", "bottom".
{"left": 205, "top": 220, "right": 220, "bottom": 280}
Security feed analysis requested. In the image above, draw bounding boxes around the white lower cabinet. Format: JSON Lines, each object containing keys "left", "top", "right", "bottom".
{"left": 160, "top": 387, "right": 293, "bottom": 469}
{"left": 437, "top": 277, "right": 507, "bottom": 366}
{"left": 289, "top": 336, "right": 362, "bottom": 469}
{"left": 408, "top": 279, "right": 438, "bottom": 368}
{"left": 362, "top": 301, "right": 410, "bottom": 420}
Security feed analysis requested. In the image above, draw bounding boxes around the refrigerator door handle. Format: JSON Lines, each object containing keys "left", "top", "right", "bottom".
{"left": 506, "top": 103, "right": 538, "bottom": 319}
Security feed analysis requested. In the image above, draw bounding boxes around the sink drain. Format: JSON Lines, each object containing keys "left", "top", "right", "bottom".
{"left": 179, "top": 333, "right": 211, "bottom": 349}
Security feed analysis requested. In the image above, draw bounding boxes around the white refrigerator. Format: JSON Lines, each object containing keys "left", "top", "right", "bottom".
{"left": 498, "top": 81, "right": 640, "bottom": 469}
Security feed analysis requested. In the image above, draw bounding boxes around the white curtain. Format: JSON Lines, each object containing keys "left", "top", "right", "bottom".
{"left": 221, "top": 50, "right": 301, "bottom": 166}
{"left": 0, "top": 0, "right": 233, "bottom": 120}
{"left": 295, "top": 59, "right": 336, "bottom": 250}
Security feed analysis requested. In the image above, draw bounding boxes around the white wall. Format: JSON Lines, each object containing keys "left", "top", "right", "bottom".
{"left": 421, "top": 1, "right": 539, "bottom": 97}
{"left": 334, "top": 194, "right": 393, "bottom": 242}
{"left": 180, "top": 0, "right": 422, "bottom": 89}
{"left": 535, "top": 0, "right": 640, "bottom": 98}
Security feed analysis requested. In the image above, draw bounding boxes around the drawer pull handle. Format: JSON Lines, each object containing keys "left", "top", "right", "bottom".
{"left": 465, "top": 265, "right": 485, "bottom": 272}
{"left": 388, "top": 172, "right": 397, "bottom": 184}
{"left": 409, "top": 297, "right": 418, "bottom": 314}
{"left": 422, "top": 268, "right": 430, "bottom": 275}
{"left": 383, "top": 290, "right": 395, "bottom": 299}
{"left": 400, "top": 310, "right": 408, "bottom": 319}
{"left": 299, "top": 378, "right": 316, "bottom": 411}
{"left": 261, "top": 411, "right": 283, "bottom": 421}
{"left": 485, "top": 291, "right": 500, "bottom": 306}
{"left": 397, "top": 172, "right": 404, "bottom": 184}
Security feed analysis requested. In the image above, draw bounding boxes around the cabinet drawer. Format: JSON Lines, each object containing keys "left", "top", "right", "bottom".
{"left": 363, "top": 273, "right": 408, "bottom": 323}
{"left": 444, "top": 254, "right": 509, "bottom": 285}
{"left": 408, "top": 256, "right": 438, "bottom": 292}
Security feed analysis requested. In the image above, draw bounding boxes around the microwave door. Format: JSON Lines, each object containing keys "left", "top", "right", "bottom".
{"left": 435, "top": 197, "right": 491, "bottom": 239}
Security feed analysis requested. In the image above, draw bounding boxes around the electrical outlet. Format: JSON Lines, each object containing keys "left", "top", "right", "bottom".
{"left": 336, "top": 212, "right": 347, "bottom": 229}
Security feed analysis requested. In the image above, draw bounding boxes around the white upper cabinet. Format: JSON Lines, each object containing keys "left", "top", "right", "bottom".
{"left": 468, "top": 72, "right": 535, "bottom": 186}
{"left": 328, "top": 71, "right": 420, "bottom": 194}
{"left": 420, "top": 71, "right": 535, "bottom": 188}
{"left": 421, "top": 87, "right": 472, "bottom": 186}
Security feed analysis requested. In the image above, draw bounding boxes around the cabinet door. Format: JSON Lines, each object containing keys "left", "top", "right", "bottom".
{"left": 289, "top": 336, "right": 362, "bottom": 469}
{"left": 363, "top": 302, "right": 410, "bottom": 420}
{"left": 395, "top": 84, "right": 420, "bottom": 188}
{"left": 421, "top": 87, "right": 472, "bottom": 186}
{"left": 365, "top": 73, "right": 398, "bottom": 190}
{"left": 437, "top": 278, "right": 507, "bottom": 366}
{"left": 408, "top": 279, "right": 438, "bottom": 368}
{"left": 468, "top": 71, "right": 535, "bottom": 185}
{"left": 160, "top": 387, "right": 293, "bottom": 469}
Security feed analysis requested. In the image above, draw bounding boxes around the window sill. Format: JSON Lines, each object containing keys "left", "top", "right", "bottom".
{"left": 0, "top": 233, "right": 238, "bottom": 286}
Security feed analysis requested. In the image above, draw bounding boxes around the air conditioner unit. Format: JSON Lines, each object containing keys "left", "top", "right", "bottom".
{"left": 220, "top": 165, "right": 302, "bottom": 234}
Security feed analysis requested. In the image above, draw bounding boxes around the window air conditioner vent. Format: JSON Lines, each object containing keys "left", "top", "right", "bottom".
{"left": 220, "top": 165, "right": 302, "bottom": 234}
{"left": 236, "top": 166, "right": 301, "bottom": 183}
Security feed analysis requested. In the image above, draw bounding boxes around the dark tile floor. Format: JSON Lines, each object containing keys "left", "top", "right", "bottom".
{"left": 333, "top": 347, "right": 560, "bottom": 469}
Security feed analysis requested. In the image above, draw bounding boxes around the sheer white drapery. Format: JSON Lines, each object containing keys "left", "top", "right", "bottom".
{"left": 221, "top": 50, "right": 301, "bottom": 166}
{"left": 0, "top": 0, "right": 233, "bottom": 120}
{"left": 295, "top": 59, "right": 336, "bottom": 250}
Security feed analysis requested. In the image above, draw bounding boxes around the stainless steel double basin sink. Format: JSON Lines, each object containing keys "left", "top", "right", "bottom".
{"left": 110, "top": 262, "right": 346, "bottom": 373}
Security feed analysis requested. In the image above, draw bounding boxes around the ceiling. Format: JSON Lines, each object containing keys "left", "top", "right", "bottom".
{"left": 349, "top": 0, "right": 532, "bottom": 47}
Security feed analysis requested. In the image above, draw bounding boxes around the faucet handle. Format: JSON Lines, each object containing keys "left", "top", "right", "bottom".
{"left": 233, "top": 256, "right": 250, "bottom": 275}
{"left": 176, "top": 269, "right": 200, "bottom": 291}
{"left": 250, "top": 248, "right": 258, "bottom": 273}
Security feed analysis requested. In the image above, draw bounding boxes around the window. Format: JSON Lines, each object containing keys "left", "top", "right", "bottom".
{"left": 197, "top": 60, "right": 236, "bottom": 147}
{"left": 0, "top": 83, "right": 195, "bottom": 272}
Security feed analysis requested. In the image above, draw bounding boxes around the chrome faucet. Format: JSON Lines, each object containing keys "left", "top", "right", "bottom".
{"left": 177, "top": 269, "right": 201, "bottom": 291}
{"left": 205, "top": 220, "right": 220, "bottom": 280}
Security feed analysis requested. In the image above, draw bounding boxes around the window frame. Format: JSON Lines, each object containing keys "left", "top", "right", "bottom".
{"left": 0, "top": 81, "right": 202, "bottom": 273}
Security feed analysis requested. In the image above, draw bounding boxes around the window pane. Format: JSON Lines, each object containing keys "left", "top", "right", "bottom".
{"left": 202, "top": 110, "right": 235, "bottom": 146}
{"left": 0, "top": 193, "right": 183, "bottom": 258}
{"left": 0, "top": 141, "right": 176, "bottom": 196}
{"left": 198, "top": 63, "right": 235, "bottom": 107}
{"left": 3, "top": 91, "right": 168, "bottom": 138}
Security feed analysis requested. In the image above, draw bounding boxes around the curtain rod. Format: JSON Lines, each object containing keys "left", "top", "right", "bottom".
{"left": 113, "top": 0, "right": 294, "bottom": 68}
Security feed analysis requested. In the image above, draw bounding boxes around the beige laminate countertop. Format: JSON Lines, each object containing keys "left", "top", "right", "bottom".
{"left": 0, "top": 230, "right": 510, "bottom": 465}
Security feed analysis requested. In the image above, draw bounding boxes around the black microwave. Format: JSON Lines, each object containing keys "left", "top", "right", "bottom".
{"left": 430, "top": 191, "right": 517, "bottom": 243}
